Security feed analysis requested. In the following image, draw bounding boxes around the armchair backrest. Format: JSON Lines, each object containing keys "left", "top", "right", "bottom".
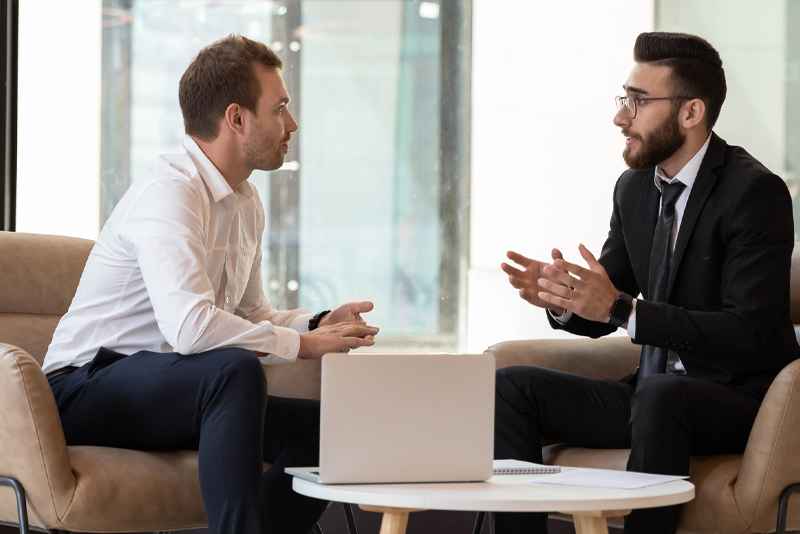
{"left": 0, "top": 231, "right": 93, "bottom": 366}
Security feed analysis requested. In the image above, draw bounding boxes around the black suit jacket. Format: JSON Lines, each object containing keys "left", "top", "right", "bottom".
{"left": 550, "top": 133, "right": 800, "bottom": 399}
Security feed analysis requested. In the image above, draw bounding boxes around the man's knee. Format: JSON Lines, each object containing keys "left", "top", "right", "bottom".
{"left": 630, "top": 374, "right": 688, "bottom": 429}
{"left": 206, "top": 348, "right": 267, "bottom": 396}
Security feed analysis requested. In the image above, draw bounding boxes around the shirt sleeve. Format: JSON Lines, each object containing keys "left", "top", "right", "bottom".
{"left": 626, "top": 301, "right": 636, "bottom": 340}
{"left": 548, "top": 309, "right": 573, "bottom": 325}
{"left": 117, "top": 176, "right": 300, "bottom": 364}
{"left": 234, "top": 212, "right": 314, "bottom": 335}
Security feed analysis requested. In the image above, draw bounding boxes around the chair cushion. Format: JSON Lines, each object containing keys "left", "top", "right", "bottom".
{"left": 542, "top": 445, "right": 750, "bottom": 533}
{"left": 45, "top": 447, "right": 271, "bottom": 533}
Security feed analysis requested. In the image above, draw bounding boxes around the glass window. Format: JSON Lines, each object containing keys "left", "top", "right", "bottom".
{"left": 100, "top": 0, "right": 470, "bottom": 351}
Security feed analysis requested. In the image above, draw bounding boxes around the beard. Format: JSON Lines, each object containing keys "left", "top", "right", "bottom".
{"left": 622, "top": 109, "right": 686, "bottom": 170}
{"left": 243, "top": 121, "right": 287, "bottom": 172}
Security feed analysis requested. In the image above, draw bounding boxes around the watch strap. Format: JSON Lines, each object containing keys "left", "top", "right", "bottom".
{"left": 309, "top": 310, "right": 331, "bottom": 331}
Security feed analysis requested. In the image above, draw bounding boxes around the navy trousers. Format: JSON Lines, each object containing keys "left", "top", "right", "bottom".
{"left": 494, "top": 365, "right": 762, "bottom": 534}
{"left": 49, "top": 347, "right": 327, "bottom": 534}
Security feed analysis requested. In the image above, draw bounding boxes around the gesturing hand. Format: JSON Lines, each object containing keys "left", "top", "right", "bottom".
{"left": 501, "top": 249, "right": 567, "bottom": 315}
{"left": 536, "top": 244, "right": 620, "bottom": 323}
{"left": 298, "top": 322, "right": 379, "bottom": 360}
{"left": 319, "top": 301, "right": 374, "bottom": 327}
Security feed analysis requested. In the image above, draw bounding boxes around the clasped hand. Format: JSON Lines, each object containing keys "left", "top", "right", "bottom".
{"left": 501, "top": 244, "right": 619, "bottom": 323}
{"left": 299, "top": 301, "right": 379, "bottom": 359}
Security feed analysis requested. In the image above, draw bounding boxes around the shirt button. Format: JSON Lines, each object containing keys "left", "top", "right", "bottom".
{"left": 284, "top": 348, "right": 289, "bottom": 356}
{"left": 226, "top": 296, "right": 230, "bottom": 303}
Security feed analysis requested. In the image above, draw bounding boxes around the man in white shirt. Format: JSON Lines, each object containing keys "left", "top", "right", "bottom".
{"left": 493, "top": 32, "right": 799, "bottom": 534}
{"left": 43, "top": 34, "right": 378, "bottom": 534}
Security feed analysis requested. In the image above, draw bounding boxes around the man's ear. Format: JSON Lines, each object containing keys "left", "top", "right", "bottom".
{"left": 680, "top": 98, "right": 706, "bottom": 131}
{"left": 224, "top": 103, "right": 245, "bottom": 136}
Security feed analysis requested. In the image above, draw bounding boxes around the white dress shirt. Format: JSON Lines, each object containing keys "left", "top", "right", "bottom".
{"left": 43, "top": 137, "right": 313, "bottom": 374}
{"left": 552, "top": 135, "right": 712, "bottom": 374}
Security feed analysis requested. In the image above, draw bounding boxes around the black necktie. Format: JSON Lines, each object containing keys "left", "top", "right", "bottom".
{"left": 638, "top": 180, "right": 686, "bottom": 381}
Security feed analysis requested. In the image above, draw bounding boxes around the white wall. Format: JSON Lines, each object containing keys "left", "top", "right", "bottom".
{"left": 467, "top": 0, "right": 654, "bottom": 352}
{"left": 17, "top": 0, "right": 102, "bottom": 239}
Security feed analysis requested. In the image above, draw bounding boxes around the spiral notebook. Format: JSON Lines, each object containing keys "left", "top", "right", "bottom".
{"left": 493, "top": 459, "right": 561, "bottom": 475}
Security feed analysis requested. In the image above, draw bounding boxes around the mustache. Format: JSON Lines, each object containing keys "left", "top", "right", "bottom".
{"left": 621, "top": 129, "right": 640, "bottom": 141}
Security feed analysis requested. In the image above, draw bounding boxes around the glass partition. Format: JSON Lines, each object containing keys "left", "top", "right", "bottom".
{"left": 100, "top": 0, "right": 470, "bottom": 351}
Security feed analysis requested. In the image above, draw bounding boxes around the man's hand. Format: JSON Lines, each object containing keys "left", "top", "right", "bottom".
{"left": 319, "top": 301, "right": 373, "bottom": 327}
{"left": 536, "top": 244, "right": 620, "bottom": 323}
{"left": 501, "top": 249, "right": 567, "bottom": 315}
{"left": 298, "top": 322, "right": 379, "bottom": 359}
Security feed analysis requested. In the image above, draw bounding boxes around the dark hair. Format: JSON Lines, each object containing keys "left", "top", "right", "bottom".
{"left": 179, "top": 34, "right": 283, "bottom": 141}
{"left": 633, "top": 32, "right": 726, "bottom": 131}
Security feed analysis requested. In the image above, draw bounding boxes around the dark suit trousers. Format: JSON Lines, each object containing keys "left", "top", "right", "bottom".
{"left": 49, "top": 347, "right": 327, "bottom": 534}
{"left": 494, "top": 365, "right": 762, "bottom": 534}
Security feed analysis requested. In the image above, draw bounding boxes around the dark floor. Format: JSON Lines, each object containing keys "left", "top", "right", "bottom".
{"left": 0, "top": 509, "right": 622, "bottom": 534}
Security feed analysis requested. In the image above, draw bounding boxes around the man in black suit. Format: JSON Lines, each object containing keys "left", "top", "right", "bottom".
{"left": 494, "top": 32, "right": 799, "bottom": 534}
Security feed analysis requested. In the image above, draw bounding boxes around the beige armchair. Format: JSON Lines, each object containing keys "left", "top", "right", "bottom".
{"left": 0, "top": 231, "right": 327, "bottom": 533}
{"left": 484, "top": 246, "right": 800, "bottom": 534}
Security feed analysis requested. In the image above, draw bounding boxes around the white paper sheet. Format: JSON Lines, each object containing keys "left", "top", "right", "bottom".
{"left": 521, "top": 468, "right": 688, "bottom": 490}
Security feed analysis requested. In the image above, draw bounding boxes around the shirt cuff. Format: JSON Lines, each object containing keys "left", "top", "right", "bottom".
{"left": 289, "top": 312, "right": 315, "bottom": 334}
{"left": 626, "top": 300, "right": 637, "bottom": 339}
{"left": 549, "top": 308, "right": 573, "bottom": 325}
{"left": 257, "top": 326, "right": 300, "bottom": 365}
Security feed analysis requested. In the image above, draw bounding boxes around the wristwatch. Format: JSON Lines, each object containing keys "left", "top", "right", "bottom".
{"left": 308, "top": 310, "right": 331, "bottom": 331}
{"left": 608, "top": 292, "right": 633, "bottom": 328}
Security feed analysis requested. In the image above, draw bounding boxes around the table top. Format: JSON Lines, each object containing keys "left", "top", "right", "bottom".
{"left": 292, "top": 472, "right": 695, "bottom": 513}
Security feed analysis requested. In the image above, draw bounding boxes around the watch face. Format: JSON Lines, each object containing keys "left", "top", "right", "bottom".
{"left": 611, "top": 299, "right": 632, "bottom": 321}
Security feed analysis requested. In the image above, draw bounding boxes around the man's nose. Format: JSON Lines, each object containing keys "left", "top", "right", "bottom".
{"left": 287, "top": 110, "right": 299, "bottom": 132}
{"left": 613, "top": 105, "right": 631, "bottom": 128}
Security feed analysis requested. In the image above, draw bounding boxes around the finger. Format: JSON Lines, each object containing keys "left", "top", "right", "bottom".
{"left": 538, "top": 278, "right": 573, "bottom": 299}
{"left": 551, "top": 248, "right": 564, "bottom": 261}
{"left": 507, "top": 274, "right": 533, "bottom": 290}
{"left": 519, "top": 288, "right": 536, "bottom": 304}
{"left": 538, "top": 291, "right": 571, "bottom": 310}
{"left": 578, "top": 244, "right": 606, "bottom": 274}
{"left": 364, "top": 335, "right": 375, "bottom": 342}
{"left": 554, "top": 258, "right": 590, "bottom": 280}
{"left": 348, "top": 336, "right": 376, "bottom": 347}
{"left": 348, "top": 324, "right": 380, "bottom": 336}
{"left": 350, "top": 301, "right": 374, "bottom": 313}
{"left": 541, "top": 264, "right": 579, "bottom": 287}
{"left": 506, "top": 250, "right": 534, "bottom": 267}
{"left": 500, "top": 262, "right": 526, "bottom": 278}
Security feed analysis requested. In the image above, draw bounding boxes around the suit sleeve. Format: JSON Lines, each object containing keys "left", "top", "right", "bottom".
{"left": 634, "top": 172, "right": 795, "bottom": 362}
{"left": 548, "top": 174, "right": 641, "bottom": 338}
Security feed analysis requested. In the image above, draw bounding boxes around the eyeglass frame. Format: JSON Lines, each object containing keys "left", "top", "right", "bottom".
{"left": 615, "top": 95, "right": 695, "bottom": 119}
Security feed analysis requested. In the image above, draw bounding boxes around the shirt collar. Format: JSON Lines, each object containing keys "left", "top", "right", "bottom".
{"left": 654, "top": 133, "right": 712, "bottom": 192}
{"left": 182, "top": 136, "right": 254, "bottom": 205}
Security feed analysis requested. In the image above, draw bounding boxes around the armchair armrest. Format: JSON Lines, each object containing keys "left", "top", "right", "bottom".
{"left": 485, "top": 336, "right": 640, "bottom": 381}
{"left": 0, "top": 343, "right": 75, "bottom": 528}
{"left": 263, "top": 358, "right": 322, "bottom": 400}
{"left": 734, "top": 358, "right": 800, "bottom": 531}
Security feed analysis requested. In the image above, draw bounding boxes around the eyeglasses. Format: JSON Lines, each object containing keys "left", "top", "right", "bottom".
{"left": 615, "top": 95, "right": 694, "bottom": 119}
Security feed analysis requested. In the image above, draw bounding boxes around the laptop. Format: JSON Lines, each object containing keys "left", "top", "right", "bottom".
{"left": 286, "top": 352, "right": 495, "bottom": 484}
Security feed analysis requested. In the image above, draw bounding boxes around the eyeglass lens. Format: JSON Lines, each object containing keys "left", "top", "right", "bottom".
{"left": 615, "top": 96, "right": 636, "bottom": 119}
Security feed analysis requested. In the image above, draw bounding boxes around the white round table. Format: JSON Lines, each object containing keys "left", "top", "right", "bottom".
{"left": 293, "top": 472, "right": 695, "bottom": 534}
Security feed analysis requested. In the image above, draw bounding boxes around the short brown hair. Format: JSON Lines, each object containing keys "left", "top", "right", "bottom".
{"left": 179, "top": 34, "right": 283, "bottom": 141}
{"left": 634, "top": 32, "right": 726, "bottom": 131}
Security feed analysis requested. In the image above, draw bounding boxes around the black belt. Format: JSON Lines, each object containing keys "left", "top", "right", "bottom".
{"left": 46, "top": 366, "right": 80, "bottom": 381}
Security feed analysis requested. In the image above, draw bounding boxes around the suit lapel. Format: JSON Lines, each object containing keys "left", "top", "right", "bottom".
{"left": 666, "top": 133, "right": 726, "bottom": 298}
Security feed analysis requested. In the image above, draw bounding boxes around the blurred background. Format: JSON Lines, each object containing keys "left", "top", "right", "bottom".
{"left": 12, "top": 0, "right": 798, "bottom": 353}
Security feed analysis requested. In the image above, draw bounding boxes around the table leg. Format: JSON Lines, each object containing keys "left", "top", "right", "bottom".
{"left": 562, "top": 510, "right": 631, "bottom": 534}
{"left": 359, "top": 505, "right": 426, "bottom": 534}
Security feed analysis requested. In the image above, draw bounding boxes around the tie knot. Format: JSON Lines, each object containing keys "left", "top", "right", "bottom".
{"left": 660, "top": 180, "right": 686, "bottom": 209}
